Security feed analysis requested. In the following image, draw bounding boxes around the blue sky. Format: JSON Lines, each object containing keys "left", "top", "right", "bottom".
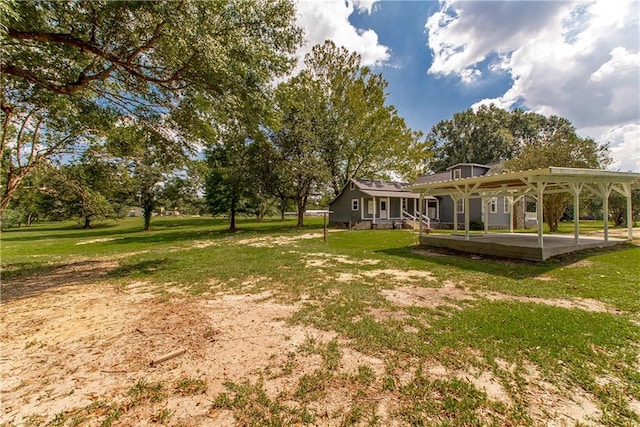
{"left": 294, "top": 0, "right": 640, "bottom": 172}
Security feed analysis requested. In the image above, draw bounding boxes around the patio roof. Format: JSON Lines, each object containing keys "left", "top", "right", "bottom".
{"left": 409, "top": 166, "right": 640, "bottom": 260}
{"left": 410, "top": 167, "right": 640, "bottom": 197}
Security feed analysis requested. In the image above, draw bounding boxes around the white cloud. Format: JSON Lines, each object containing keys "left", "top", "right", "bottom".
{"left": 427, "top": 0, "right": 640, "bottom": 172}
{"left": 581, "top": 124, "right": 640, "bottom": 172}
{"left": 295, "top": 0, "right": 389, "bottom": 67}
{"left": 352, "top": 0, "right": 377, "bottom": 15}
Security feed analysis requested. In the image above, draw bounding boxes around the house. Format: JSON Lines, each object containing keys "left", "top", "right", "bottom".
{"left": 328, "top": 179, "right": 434, "bottom": 229}
{"left": 414, "top": 162, "right": 518, "bottom": 229}
{"left": 329, "top": 163, "right": 531, "bottom": 230}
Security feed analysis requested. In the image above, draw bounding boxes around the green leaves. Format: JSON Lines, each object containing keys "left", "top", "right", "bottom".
{"left": 303, "top": 41, "right": 427, "bottom": 194}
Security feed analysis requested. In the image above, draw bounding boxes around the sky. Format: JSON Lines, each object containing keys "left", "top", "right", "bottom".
{"left": 293, "top": 0, "right": 640, "bottom": 172}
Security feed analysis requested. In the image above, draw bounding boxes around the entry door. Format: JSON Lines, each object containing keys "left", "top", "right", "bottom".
{"left": 380, "top": 199, "right": 388, "bottom": 219}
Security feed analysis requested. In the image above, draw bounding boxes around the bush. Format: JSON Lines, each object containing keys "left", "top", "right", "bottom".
{"left": 469, "top": 220, "right": 484, "bottom": 230}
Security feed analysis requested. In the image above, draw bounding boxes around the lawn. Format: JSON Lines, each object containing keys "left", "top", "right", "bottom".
{"left": 1, "top": 217, "right": 639, "bottom": 426}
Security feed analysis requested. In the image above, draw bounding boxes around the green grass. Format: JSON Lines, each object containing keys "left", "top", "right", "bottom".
{"left": 2, "top": 216, "right": 639, "bottom": 425}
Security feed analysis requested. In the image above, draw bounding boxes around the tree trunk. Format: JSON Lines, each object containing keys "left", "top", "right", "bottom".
{"left": 0, "top": 173, "right": 24, "bottom": 216}
{"left": 296, "top": 198, "right": 305, "bottom": 227}
{"left": 229, "top": 196, "right": 237, "bottom": 231}
{"left": 143, "top": 204, "right": 153, "bottom": 231}
{"left": 83, "top": 215, "right": 91, "bottom": 229}
{"left": 280, "top": 196, "right": 286, "bottom": 220}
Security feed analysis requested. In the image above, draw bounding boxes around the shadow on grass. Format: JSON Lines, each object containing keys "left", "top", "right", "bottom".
{"left": 1, "top": 257, "right": 175, "bottom": 303}
{"left": 377, "top": 243, "right": 638, "bottom": 280}
{"left": 1, "top": 260, "right": 117, "bottom": 303}
{"left": 107, "top": 258, "right": 172, "bottom": 278}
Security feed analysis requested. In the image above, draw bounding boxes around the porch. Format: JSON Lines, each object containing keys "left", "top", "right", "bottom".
{"left": 419, "top": 233, "right": 625, "bottom": 261}
{"left": 411, "top": 167, "right": 639, "bottom": 261}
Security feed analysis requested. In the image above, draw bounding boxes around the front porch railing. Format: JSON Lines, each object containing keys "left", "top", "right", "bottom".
{"left": 402, "top": 210, "right": 432, "bottom": 229}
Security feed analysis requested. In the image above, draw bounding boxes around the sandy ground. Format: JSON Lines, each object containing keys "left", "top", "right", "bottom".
{"left": 1, "top": 252, "right": 634, "bottom": 426}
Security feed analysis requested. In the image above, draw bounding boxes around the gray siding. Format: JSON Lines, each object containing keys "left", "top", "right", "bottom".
{"left": 329, "top": 183, "right": 419, "bottom": 225}
{"left": 329, "top": 187, "right": 368, "bottom": 224}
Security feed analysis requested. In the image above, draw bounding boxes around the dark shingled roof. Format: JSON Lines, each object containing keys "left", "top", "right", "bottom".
{"left": 414, "top": 171, "right": 450, "bottom": 185}
{"left": 353, "top": 179, "right": 409, "bottom": 192}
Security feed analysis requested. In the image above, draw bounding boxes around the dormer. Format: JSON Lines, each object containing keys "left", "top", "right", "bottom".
{"left": 446, "top": 163, "right": 492, "bottom": 180}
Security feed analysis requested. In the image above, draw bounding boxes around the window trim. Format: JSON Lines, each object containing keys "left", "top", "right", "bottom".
{"left": 350, "top": 181, "right": 355, "bottom": 190}
{"left": 456, "top": 198, "right": 464, "bottom": 214}
{"left": 503, "top": 197, "right": 511, "bottom": 214}
{"left": 490, "top": 197, "right": 497, "bottom": 214}
{"left": 351, "top": 198, "right": 359, "bottom": 211}
{"left": 453, "top": 169, "right": 462, "bottom": 180}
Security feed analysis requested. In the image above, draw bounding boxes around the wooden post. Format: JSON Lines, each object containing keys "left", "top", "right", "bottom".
{"left": 537, "top": 182, "right": 545, "bottom": 248}
{"left": 569, "top": 183, "right": 582, "bottom": 244}
{"left": 464, "top": 186, "right": 470, "bottom": 241}
{"left": 624, "top": 183, "right": 633, "bottom": 240}
{"left": 323, "top": 212, "right": 327, "bottom": 242}
{"left": 599, "top": 183, "right": 611, "bottom": 242}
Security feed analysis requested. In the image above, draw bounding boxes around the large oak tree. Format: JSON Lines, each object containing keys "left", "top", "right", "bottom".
{"left": 1, "top": 0, "right": 301, "bottom": 213}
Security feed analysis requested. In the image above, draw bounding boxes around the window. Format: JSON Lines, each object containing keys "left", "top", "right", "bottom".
{"left": 504, "top": 197, "right": 511, "bottom": 213}
{"left": 367, "top": 200, "right": 374, "bottom": 213}
{"left": 453, "top": 169, "right": 462, "bottom": 180}
{"left": 350, "top": 181, "right": 355, "bottom": 190}
{"left": 351, "top": 199, "right": 359, "bottom": 211}
{"left": 490, "top": 197, "right": 497, "bottom": 214}
{"left": 380, "top": 200, "right": 387, "bottom": 211}
{"left": 456, "top": 199, "right": 464, "bottom": 213}
{"left": 401, "top": 198, "right": 407, "bottom": 211}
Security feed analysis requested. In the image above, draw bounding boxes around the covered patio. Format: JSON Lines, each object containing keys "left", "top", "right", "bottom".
{"left": 410, "top": 167, "right": 639, "bottom": 261}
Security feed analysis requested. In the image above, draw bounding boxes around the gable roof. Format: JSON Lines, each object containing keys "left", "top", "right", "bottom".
{"left": 353, "top": 179, "right": 408, "bottom": 192}
{"left": 353, "top": 179, "right": 420, "bottom": 199}
{"left": 414, "top": 171, "right": 450, "bottom": 185}
{"left": 446, "top": 162, "right": 492, "bottom": 171}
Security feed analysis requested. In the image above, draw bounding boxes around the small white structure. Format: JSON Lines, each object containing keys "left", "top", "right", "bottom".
{"left": 410, "top": 167, "right": 639, "bottom": 260}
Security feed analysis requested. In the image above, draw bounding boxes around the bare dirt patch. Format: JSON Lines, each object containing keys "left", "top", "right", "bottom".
{"left": 0, "top": 259, "right": 119, "bottom": 303}
{"left": 0, "top": 280, "right": 346, "bottom": 426}
{"left": 381, "top": 284, "right": 621, "bottom": 314}
{"left": 236, "top": 230, "right": 343, "bottom": 248}
{"left": 76, "top": 237, "right": 123, "bottom": 245}
{"left": 381, "top": 283, "right": 476, "bottom": 310}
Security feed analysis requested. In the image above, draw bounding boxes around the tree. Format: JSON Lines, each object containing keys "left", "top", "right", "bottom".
{"left": 304, "top": 41, "right": 427, "bottom": 195}
{"left": 506, "top": 115, "right": 609, "bottom": 231}
{"left": 205, "top": 128, "right": 254, "bottom": 231}
{"left": 427, "top": 104, "right": 517, "bottom": 171}
{"left": 107, "top": 122, "right": 188, "bottom": 231}
{"left": 1, "top": 0, "right": 301, "bottom": 207}
{"left": 159, "top": 160, "right": 207, "bottom": 216}
{"left": 2, "top": 1, "right": 300, "bottom": 113}
{"left": 271, "top": 73, "right": 329, "bottom": 227}
{"left": 608, "top": 181, "right": 640, "bottom": 226}
{"left": 0, "top": 93, "right": 111, "bottom": 213}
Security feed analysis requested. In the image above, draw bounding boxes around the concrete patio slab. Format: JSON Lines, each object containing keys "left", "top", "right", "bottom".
{"left": 419, "top": 233, "right": 626, "bottom": 261}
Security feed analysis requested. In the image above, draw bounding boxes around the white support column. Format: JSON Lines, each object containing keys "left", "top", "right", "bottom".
{"left": 436, "top": 197, "right": 440, "bottom": 220}
{"left": 464, "top": 191, "right": 470, "bottom": 241}
{"left": 598, "top": 183, "right": 611, "bottom": 241}
{"left": 387, "top": 197, "right": 391, "bottom": 219}
{"left": 360, "top": 197, "right": 364, "bottom": 220}
{"left": 419, "top": 194, "right": 423, "bottom": 237}
{"left": 569, "top": 183, "right": 583, "bottom": 244}
{"left": 483, "top": 198, "right": 489, "bottom": 235}
{"left": 451, "top": 195, "right": 458, "bottom": 233}
{"left": 536, "top": 182, "right": 545, "bottom": 248}
{"left": 509, "top": 196, "right": 514, "bottom": 233}
{"left": 373, "top": 196, "right": 377, "bottom": 226}
{"left": 624, "top": 183, "right": 633, "bottom": 241}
